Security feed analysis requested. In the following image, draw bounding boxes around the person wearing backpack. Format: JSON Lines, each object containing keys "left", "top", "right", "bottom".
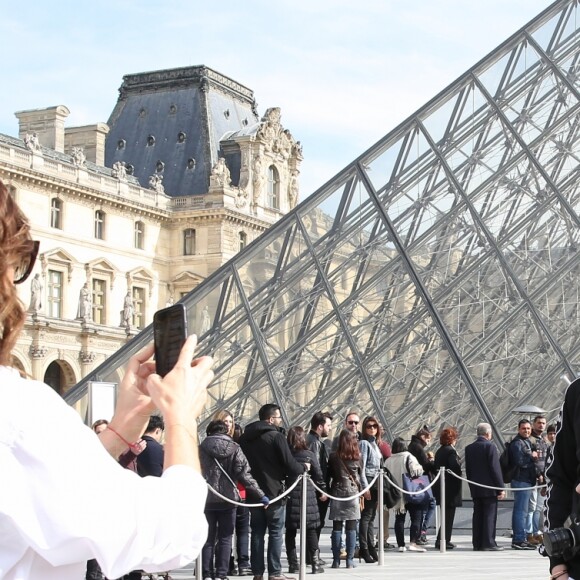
{"left": 509, "top": 419, "right": 538, "bottom": 550}
{"left": 465, "top": 423, "right": 506, "bottom": 551}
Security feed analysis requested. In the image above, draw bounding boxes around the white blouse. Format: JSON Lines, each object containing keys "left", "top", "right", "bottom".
{"left": 0, "top": 366, "right": 208, "bottom": 580}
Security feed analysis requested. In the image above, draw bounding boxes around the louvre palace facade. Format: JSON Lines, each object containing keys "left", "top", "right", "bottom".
{"left": 3, "top": 66, "right": 302, "bottom": 397}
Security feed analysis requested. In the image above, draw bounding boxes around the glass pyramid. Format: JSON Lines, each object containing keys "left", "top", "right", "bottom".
{"left": 66, "top": 0, "right": 580, "bottom": 447}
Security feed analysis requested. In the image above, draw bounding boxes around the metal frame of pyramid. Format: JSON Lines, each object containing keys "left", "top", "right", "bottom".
{"left": 67, "top": 0, "right": 580, "bottom": 448}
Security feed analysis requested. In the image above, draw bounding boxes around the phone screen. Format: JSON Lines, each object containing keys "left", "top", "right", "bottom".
{"left": 153, "top": 303, "right": 187, "bottom": 377}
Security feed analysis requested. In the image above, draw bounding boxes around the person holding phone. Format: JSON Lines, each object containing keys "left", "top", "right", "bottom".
{"left": 0, "top": 179, "right": 215, "bottom": 580}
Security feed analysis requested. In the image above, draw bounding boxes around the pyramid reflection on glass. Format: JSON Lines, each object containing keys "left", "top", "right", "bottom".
{"left": 67, "top": 0, "right": 580, "bottom": 449}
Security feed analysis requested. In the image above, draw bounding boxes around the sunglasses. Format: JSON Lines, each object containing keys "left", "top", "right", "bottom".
{"left": 366, "top": 424, "right": 379, "bottom": 429}
{"left": 14, "top": 240, "right": 40, "bottom": 285}
{"left": 347, "top": 420, "right": 359, "bottom": 425}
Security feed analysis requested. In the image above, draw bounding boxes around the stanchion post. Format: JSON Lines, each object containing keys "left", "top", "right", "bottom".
{"left": 378, "top": 471, "right": 385, "bottom": 566}
{"left": 439, "top": 467, "right": 446, "bottom": 553}
{"left": 196, "top": 553, "right": 202, "bottom": 580}
{"left": 299, "top": 471, "right": 308, "bottom": 580}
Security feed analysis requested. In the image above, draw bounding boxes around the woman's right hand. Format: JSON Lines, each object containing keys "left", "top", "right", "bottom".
{"left": 146, "top": 334, "right": 214, "bottom": 424}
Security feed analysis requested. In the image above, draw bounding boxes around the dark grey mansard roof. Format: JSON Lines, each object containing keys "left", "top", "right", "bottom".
{"left": 105, "top": 66, "right": 260, "bottom": 197}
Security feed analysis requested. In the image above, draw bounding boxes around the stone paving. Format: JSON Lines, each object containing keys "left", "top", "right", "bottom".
{"left": 170, "top": 532, "right": 547, "bottom": 580}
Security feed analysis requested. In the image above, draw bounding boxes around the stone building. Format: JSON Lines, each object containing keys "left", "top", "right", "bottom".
{"left": 2, "top": 66, "right": 302, "bottom": 395}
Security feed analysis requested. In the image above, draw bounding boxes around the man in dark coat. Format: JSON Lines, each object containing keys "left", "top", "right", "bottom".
{"left": 305, "top": 411, "right": 333, "bottom": 545}
{"left": 136, "top": 414, "right": 164, "bottom": 477}
{"left": 239, "top": 404, "right": 306, "bottom": 580}
{"left": 464, "top": 422, "right": 505, "bottom": 551}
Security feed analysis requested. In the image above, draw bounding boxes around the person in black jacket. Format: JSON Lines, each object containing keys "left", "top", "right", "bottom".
{"left": 408, "top": 426, "right": 436, "bottom": 544}
{"left": 136, "top": 414, "right": 165, "bottom": 477}
{"left": 464, "top": 423, "right": 505, "bottom": 552}
{"left": 433, "top": 427, "right": 462, "bottom": 549}
{"left": 544, "top": 377, "right": 580, "bottom": 580}
{"left": 285, "top": 426, "right": 327, "bottom": 575}
{"left": 239, "top": 404, "right": 306, "bottom": 580}
{"left": 200, "top": 420, "right": 268, "bottom": 580}
{"left": 306, "top": 411, "right": 333, "bottom": 546}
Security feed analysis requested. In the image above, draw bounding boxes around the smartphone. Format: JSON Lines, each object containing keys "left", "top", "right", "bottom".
{"left": 153, "top": 303, "right": 188, "bottom": 377}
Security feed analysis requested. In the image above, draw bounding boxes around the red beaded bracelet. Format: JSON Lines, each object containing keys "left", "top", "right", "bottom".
{"left": 105, "top": 426, "right": 142, "bottom": 452}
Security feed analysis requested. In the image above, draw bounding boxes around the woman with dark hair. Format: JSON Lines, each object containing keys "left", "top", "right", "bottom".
{"left": 200, "top": 419, "right": 269, "bottom": 580}
{"left": 384, "top": 437, "right": 426, "bottom": 552}
{"left": 328, "top": 429, "right": 363, "bottom": 568}
{"left": 285, "top": 426, "right": 327, "bottom": 574}
{"left": 358, "top": 415, "right": 383, "bottom": 563}
{"left": 433, "top": 427, "right": 462, "bottom": 549}
{"left": 0, "top": 180, "right": 215, "bottom": 579}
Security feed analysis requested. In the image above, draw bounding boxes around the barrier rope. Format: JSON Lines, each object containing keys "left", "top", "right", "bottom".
{"left": 444, "top": 468, "right": 547, "bottom": 492}
{"left": 309, "top": 472, "right": 379, "bottom": 501}
{"left": 206, "top": 472, "right": 302, "bottom": 507}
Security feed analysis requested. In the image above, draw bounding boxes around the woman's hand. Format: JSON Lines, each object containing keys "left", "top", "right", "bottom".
{"left": 107, "top": 343, "right": 157, "bottom": 443}
{"left": 364, "top": 490, "right": 371, "bottom": 500}
{"left": 146, "top": 334, "right": 213, "bottom": 425}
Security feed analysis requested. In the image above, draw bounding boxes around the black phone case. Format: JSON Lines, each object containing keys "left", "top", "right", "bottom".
{"left": 153, "top": 303, "right": 187, "bottom": 377}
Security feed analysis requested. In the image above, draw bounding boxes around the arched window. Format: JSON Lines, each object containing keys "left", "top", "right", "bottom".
{"left": 50, "top": 198, "right": 63, "bottom": 229}
{"left": 94, "top": 210, "right": 105, "bottom": 240}
{"left": 183, "top": 228, "right": 196, "bottom": 255}
{"left": 267, "top": 166, "right": 280, "bottom": 210}
{"left": 134, "top": 221, "right": 145, "bottom": 249}
{"left": 239, "top": 231, "right": 247, "bottom": 251}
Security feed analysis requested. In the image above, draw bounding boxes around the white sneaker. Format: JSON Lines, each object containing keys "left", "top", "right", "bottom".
{"left": 398, "top": 546, "right": 406, "bottom": 552}
{"left": 408, "top": 544, "right": 426, "bottom": 552}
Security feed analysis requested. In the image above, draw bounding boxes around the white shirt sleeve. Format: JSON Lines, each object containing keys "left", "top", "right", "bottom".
{"left": 0, "top": 368, "right": 207, "bottom": 579}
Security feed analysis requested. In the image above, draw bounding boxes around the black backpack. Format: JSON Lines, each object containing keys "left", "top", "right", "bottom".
{"left": 499, "top": 440, "right": 515, "bottom": 483}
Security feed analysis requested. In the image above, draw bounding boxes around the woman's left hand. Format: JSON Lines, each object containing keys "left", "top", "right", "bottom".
{"left": 108, "top": 343, "right": 157, "bottom": 442}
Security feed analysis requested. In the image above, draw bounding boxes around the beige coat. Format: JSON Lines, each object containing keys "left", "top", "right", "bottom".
{"left": 384, "top": 451, "right": 423, "bottom": 513}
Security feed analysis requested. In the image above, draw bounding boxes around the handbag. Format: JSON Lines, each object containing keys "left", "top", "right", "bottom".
{"left": 382, "top": 467, "right": 401, "bottom": 509}
{"left": 214, "top": 458, "right": 242, "bottom": 501}
{"left": 402, "top": 456, "right": 432, "bottom": 506}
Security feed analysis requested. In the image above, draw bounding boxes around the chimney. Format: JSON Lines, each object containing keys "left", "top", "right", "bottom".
{"left": 65, "top": 123, "right": 110, "bottom": 166}
{"left": 15, "top": 105, "right": 70, "bottom": 153}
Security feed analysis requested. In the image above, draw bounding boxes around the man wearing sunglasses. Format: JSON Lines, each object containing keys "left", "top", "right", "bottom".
{"left": 331, "top": 412, "right": 360, "bottom": 452}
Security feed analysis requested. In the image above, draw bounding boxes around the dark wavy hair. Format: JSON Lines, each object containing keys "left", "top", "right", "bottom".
{"left": 287, "top": 425, "right": 308, "bottom": 451}
{"left": 0, "top": 180, "right": 34, "bottom": 366}
{"left": 361, "top": 415, "right": 382, "bottom": 443}
{"left": 439, "top": 427, "right": 458, "bottom": 446}
{"left": 337, "top": 429, "right": 360, "bottom": 461}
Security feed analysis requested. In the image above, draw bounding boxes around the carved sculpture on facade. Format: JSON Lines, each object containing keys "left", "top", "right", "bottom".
{"left": 149, "top": 173, "right": 165, "bottom": 194}
{"left": 29, "top": 344, "right": 48, "bottom": 359}
{"left": 71, "top": 147, "right": 87, "bottom": 167}
{"left": 252, "top": 154, "right": 264, "bottom": 205}
{"left": 288, "top": 170, "right": 299, "bottom": 209}
{"left": 210, "top": 157, "right": 231, "bottom": 188}
{"left": 235, "top": 188, "right": 249, "bottom": 209}
{"left": 121, "top": 291, "right": 134, "bottom": 328}
{"left": 24, "top": 132, "right": 42, "bottom": 153}
{"left": 111, "top": 161, "right": 128, "bottom": 181}
{"left": 76, "top": 282, "right": 92, "bottom": 321}
{"left": 256, "top": 108, "right": 297, "bottom": 160}
{"left": 79, "top": 350, "right": 96, "bottom": 364}
{"left": 29, "top": 273, "right": 43, "bottom": 313}
{"left": 201, "top": 305, "right": 211, "bottom": 334}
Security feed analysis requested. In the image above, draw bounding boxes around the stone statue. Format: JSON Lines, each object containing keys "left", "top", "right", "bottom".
{"left": 122, "top": 291, "right": 134, "bottom": 328}
{"left": 252, "top": 154, "right": 264, "bottom": 205}
{"left": 71, "top": 147, "right": 86, "bottom": 167}
{"left": 111, "top": 161, "right": 127, "bottom": 181}
{"left": 29, "top": 273, "right": 42, "bottom": 313}
{"left": 288, "top": 170, "right": 299, "bottom": 209}
{"left": 24, "top": 132, "right": 42, "bottom": 153}
{"left": 76, "top": 283, "right": 91, "bottom": 321}
{"left": 210, "top": 157, "right": 231, "bottom": 188}
{"left": 149, "top": 174, "right": 165, "bottom": 194}
{"left": 201, "top": 305, "right": 211, "bottom": 334}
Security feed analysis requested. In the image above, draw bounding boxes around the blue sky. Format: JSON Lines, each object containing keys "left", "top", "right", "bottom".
{"left": 0, "top": 0, "right": 549, "bottom": 197}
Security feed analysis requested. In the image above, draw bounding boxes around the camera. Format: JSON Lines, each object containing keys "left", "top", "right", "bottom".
{"left": 544, "top": 521, "right": 580, "bottom": 560}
